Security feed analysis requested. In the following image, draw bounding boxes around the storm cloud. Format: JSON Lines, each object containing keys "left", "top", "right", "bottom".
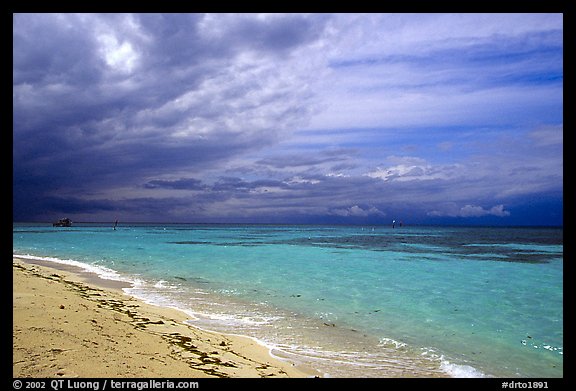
{"left": 13, "top": 13, "right": 563, "bottom": 225}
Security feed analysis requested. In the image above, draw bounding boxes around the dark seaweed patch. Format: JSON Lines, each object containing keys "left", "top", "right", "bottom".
{"left": 167, "top": 241, "right": 211, "bottom": 245}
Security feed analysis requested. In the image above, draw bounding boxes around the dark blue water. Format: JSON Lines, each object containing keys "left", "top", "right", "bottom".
{"left": 13, "top": 223, "right": 563, "bottom": 377}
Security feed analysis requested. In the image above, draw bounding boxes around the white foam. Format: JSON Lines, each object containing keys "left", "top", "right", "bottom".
{"left": 440, "top": 357, "right": 487, "bottom": 378}
{"left": 14, "top": 253, "right": 135, "bottom": 285}
{"left": 153, "top": 280, "right": 180, "bottom": 290}
{"left": 378, "top": 337, "right": 407, "bottom": 349}
{"left": 186, "top": 309, "right": 281, "bottom": 326}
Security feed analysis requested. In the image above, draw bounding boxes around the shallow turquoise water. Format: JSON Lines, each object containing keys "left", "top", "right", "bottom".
{"left": 13, "top": 223, "right": 563, "bottom": 377}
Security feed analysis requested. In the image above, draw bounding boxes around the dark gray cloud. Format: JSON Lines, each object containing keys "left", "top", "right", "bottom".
{"left": 144, "top": 178, "right": 206, "bottom": 190}
{"left": 221, "top": 13, "right": 327, "bottom": 53}
{"left": 256, "top": 148, "right": 355, "bottom": 169}
{"left": 13, "top": 13, "right": 329, "bottom": 222}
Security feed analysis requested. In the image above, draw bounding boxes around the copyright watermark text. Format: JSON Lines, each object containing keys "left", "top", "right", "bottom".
{"left": 502, "top": 381, "right": 549, "bottom": 389}
{"left": 13, "top": 380, "right": 199, "bottom": 391}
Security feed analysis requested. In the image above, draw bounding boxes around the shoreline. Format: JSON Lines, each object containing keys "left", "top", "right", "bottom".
{"left": 13, "top": 257, "right": 320, "bottom": 378}
{"left": 13, "top": 254, "right": 453, "bottom": 378}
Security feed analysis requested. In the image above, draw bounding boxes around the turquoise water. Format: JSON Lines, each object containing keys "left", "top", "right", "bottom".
{"left": 13, "top": 223, "right": 563, "bottom": 377}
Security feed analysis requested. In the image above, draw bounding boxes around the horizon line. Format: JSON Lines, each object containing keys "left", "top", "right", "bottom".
{"left": 13, "top": 220, "right": 564, "bottom": 229}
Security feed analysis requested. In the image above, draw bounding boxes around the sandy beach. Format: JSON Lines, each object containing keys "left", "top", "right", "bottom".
{"left": 13, "top": 257, "right": 318, "bottom": 378}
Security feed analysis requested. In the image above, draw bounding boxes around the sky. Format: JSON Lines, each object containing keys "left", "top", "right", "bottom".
{"left": 13, "top": 13, "right": 563, "bottom": 226}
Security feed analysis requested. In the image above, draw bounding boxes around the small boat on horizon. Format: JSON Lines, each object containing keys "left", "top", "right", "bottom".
{"left": 52, "top": 218, "right": 72, "bottom": 227}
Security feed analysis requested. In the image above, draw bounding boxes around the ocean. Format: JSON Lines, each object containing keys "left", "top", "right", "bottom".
{"left": 12, "top": 223, "right": 563, "bottom": 378}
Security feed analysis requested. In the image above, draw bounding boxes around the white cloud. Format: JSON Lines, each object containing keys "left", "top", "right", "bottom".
{"left": 330, "top": 205, "right": 385, "bottom": 217}
{"left": 428, "top": 204, "right": 510, "bottom": 218}
{"left": 97, "top": 33, "right": 139, "bottom": 74}
{"left": 366, "top": 157, "right": 464, "bottom": 182}
{"left": 286, "top": 176, "right": 321, "bottom": 185}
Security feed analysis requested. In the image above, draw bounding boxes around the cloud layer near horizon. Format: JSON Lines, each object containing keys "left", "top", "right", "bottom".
{"left": 13, "top": 13, "right": 563, "bottom": 225}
